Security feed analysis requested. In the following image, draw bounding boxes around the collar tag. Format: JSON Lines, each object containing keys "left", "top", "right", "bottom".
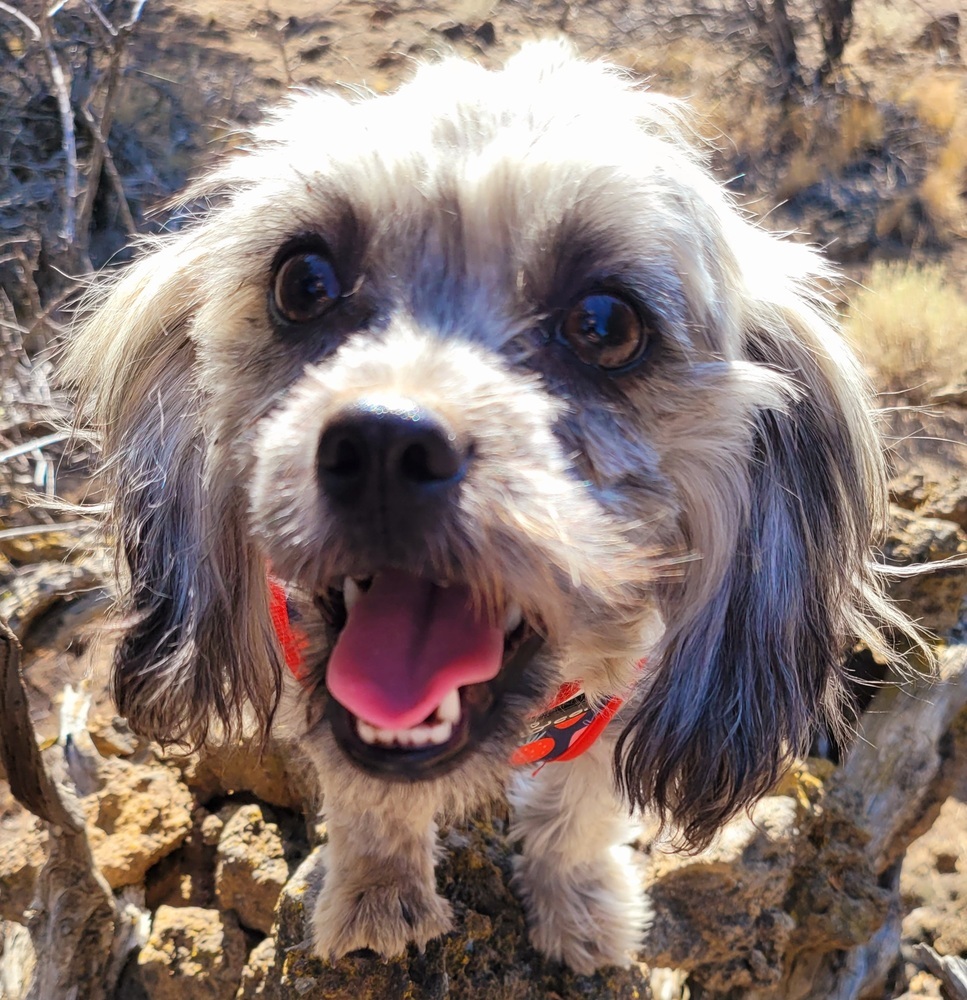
{"left": 510, "top": 683, "right": 624, "bottom": 769}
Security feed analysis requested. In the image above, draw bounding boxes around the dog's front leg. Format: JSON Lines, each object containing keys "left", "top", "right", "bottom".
{"left": 311, "top": 793, "right": 453, "bottom": 961}
{"left": 509, "top": 738, "right": 645, "bottom": 973}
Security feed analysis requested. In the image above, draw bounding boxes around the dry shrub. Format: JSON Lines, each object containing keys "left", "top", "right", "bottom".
{"left": 892, "top": 73, "right": 967, "bottom": 241}
{"left": 706, "top": 91, "right": 780, "bottom": 162}
{"left": 836, "top": 96, "right": 885, "bottom": 160}
{"left": 776, "top": 95, "right": 884, "bottom": 199}
{"left": 777, "top": 147, "right": 823, "bottom": 199}
{"left": 919, "top": 125, "right": 967, "bottom": 238}
{"left": 846, "top": 261, "right": 967, "bottom": 399}
{"left": 902, "top": 73, "right": 963, "bottom": 135}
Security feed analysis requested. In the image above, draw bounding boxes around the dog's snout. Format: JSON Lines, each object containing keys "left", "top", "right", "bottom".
{"left": 317, "top": 400, "right": 467, "bottom": 513}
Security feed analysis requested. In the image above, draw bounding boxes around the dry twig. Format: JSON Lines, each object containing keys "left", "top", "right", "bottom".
{"left": 0, "top": 620, "right": 122, "bottom": 1000}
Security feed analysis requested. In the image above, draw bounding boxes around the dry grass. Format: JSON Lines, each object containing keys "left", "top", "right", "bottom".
{"left": 846, "top": 261, "right": 967, "bottom": 399}
{"left": 775, "top": 95, "right": 885, "bottom": 199}
{"left": 898, "top": 72, "right": 967, "bottom": 237}
{"left": 918, "top": 124, "right": 967, "bottom": 239}
{"left": 902, "top": 73, "right": 963, "bottom": 136}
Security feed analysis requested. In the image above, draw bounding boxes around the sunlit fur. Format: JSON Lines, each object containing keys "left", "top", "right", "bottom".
{"left": 65, "top": 42, "right": 923, "bottom": 973}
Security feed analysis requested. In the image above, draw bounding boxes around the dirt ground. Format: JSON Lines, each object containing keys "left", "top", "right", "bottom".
{"left": 2, "top": 0, "right": 967, "bottom": 997}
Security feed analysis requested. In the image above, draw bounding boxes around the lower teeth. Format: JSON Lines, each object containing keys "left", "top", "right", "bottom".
{"left": 356, "top": 716, "right": 455, "bottom": 748}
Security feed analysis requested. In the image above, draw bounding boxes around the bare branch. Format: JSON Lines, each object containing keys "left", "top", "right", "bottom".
{"left": 0, "top": 521, "right": 97, "bottom": 543}
{"left": 78, "top": 104, "right": 138, "bottom": 241}
{"left": 0, "top": 2, "right": 41, "bottom": 39}
{"left": 0, "top": 621, "right": 123, "bottom": 1000}
{"left": 81, "top": 0, "right": 118, "bottom": 39}
{"left": 74, "top": 0, "right": 145, "bottom": 255}
{"left": 913, "top": 944, "right": 967, "bottom": 1000}
{"left": 37, "top": 10, "right": 81, "bottom": 258}
{"left": 0, "top": 430, "right": 70, "bottom": 464}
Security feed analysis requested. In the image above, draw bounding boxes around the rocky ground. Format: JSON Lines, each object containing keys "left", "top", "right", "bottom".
{"left": 2, "top": 1, "right": 967, "bottom": 998}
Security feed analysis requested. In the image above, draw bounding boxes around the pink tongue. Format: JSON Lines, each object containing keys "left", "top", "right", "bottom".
{"left": 326, "top": 569, "right": 504, "bottom": 730}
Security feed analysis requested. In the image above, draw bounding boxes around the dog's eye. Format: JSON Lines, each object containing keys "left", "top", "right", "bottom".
{"left": 559, "top": 293, "right": 649, "bottom": 371}
{"left": 272, "top": 247, "right": 342, "bottom": 324}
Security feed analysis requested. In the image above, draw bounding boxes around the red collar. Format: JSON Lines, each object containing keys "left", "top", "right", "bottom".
{"left": 268, "top": 579, "right": 624, "bottom": 766}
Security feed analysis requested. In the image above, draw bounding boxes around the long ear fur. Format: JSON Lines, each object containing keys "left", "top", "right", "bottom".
{"left": 616, "top": 240, "right": 924, "bottom": 850}
{"left": 65, "top": 237, "right": 283, "bottom": 748}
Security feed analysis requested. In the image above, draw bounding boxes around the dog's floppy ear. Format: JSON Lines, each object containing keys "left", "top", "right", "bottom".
{"left": 66, "top": 237, "right": 283, "bottom": 748}
{"left": 616, "top": 238, "right": 915, "bottom": 849}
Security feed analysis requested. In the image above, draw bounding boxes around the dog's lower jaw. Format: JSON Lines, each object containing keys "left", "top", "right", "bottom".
{"left": 509, "top": 734, "right": 646, "bottom": 974}
{"left": 311, "top": 809, "right": 453, "bottom": 962}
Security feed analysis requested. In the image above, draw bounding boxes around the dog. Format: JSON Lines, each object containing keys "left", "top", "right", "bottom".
{"left": 65, "top": 42, "right": 920, "bottom": 973}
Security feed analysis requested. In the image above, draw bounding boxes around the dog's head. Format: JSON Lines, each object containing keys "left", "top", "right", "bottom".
{"left": 68, "top": 42, "right": 907, "bottom": 845}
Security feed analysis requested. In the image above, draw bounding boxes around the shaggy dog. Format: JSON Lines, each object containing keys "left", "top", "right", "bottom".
{"left": 66, "top": 42, "right": 916, "bottom": 972}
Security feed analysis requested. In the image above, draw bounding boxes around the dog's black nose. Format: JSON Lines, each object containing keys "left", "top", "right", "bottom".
{"left": 317, "top": 399, "right": 467, "bottom": 514}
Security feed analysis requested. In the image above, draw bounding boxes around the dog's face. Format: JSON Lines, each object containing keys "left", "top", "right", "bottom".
{"left": 69, "top": 43, "right": 905, "bottom": 845}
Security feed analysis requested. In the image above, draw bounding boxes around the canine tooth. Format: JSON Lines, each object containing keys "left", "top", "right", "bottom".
{"left": 437, "top": 689, "right": 461, "bottom": 724}
{"left": 427, "top": 720, "right": 453, "bottom": 744}
{"left": 503, "top": 603, "right": 522, "bottom": 634}
{"left": 344, "top": 577, "right": 361, "bottom": 612}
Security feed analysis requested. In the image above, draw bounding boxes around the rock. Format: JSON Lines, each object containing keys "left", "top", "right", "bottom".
{"left": 236, "top": 937, "right": 276, "bottom": 999}
{"left": 0, "top": 814, "right": 46, "bottom": 921}
{"left": 929, "top": 382, "right": 967, "bottom": 407}
{"left": 139, "top": 905, "right": 247, "bottom": 1000}
{"left": 202, "top": 812, "right": 226, "bottom": 846}
{"left": 891, "top": 472, "right": 931, "bottom": 512}
{"left": 269, "top": 817, "right": 652, "bottom": 999}
{"left": 145, "top": 806, "right": 219, "bottom": 911}
{"left": 920, "top": 480, "right": 967, "bottom": 533}
{"left": 914, "top": 13, "right": 961, "bottom": 59}
{"left": 890, "top": 475, "right": 967, "bottom": 532}
{"left": 883, "top": 506, "right": 967, "bottom": 634}
{"left": 643, "top": 797, "right": 801, "bottom": 992}
{"left": 89, "top": 714, "right": 144, "bottom": 758}
{"left": 1, "top": 750, "right": 192, "bottom": 917}
{"left": 897, "top": 967, "right": 943, "bottom": 998}
{"left": 216, "top": 804, "right": 290, "bottom": 935}
{"left": 174, "top": 736, "right": 308, "bottom": 812}
{"left": 0, "top": 918, "right": 36, "bottom": 998}
{"left": 84, "top": 757, "right": 194, "bottom": 888}
{"left": 901, "top": 798, "right": 967, "bottom": 956}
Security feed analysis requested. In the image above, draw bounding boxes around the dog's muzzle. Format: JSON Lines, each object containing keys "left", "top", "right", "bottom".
{"left": 303, "top": 396, "right": 546, "bottom": 778}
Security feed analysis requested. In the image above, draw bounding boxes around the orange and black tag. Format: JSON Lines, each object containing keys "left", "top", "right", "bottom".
{"left": 510, "top": 681, "right": 623, "bottom": 769}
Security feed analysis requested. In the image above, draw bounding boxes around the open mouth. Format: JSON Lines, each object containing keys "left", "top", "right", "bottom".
{"left": 315, "top": 569, "right": 544, "bottom": 779}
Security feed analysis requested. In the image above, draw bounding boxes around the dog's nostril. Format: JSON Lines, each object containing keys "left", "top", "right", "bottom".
{"left": 322, "top": 436, "right": 365, "bottom": 478}
{"left": 399, "top": 434, "right": 462, "bottom": 485}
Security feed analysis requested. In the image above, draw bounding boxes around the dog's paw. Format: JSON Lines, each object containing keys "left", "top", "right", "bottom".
{"left": 311, "top": 877, "right": 453, "bottom": 961}
{"left": 513, "top": 852, "right": 646, "bottom": 974}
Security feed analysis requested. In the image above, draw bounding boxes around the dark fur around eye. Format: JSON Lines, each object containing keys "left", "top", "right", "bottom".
{"left": 271, "top": 239, "right": 342, "bottom": 325}
{"left": 557, "top": 292, "right": 654, "bottom": 372}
